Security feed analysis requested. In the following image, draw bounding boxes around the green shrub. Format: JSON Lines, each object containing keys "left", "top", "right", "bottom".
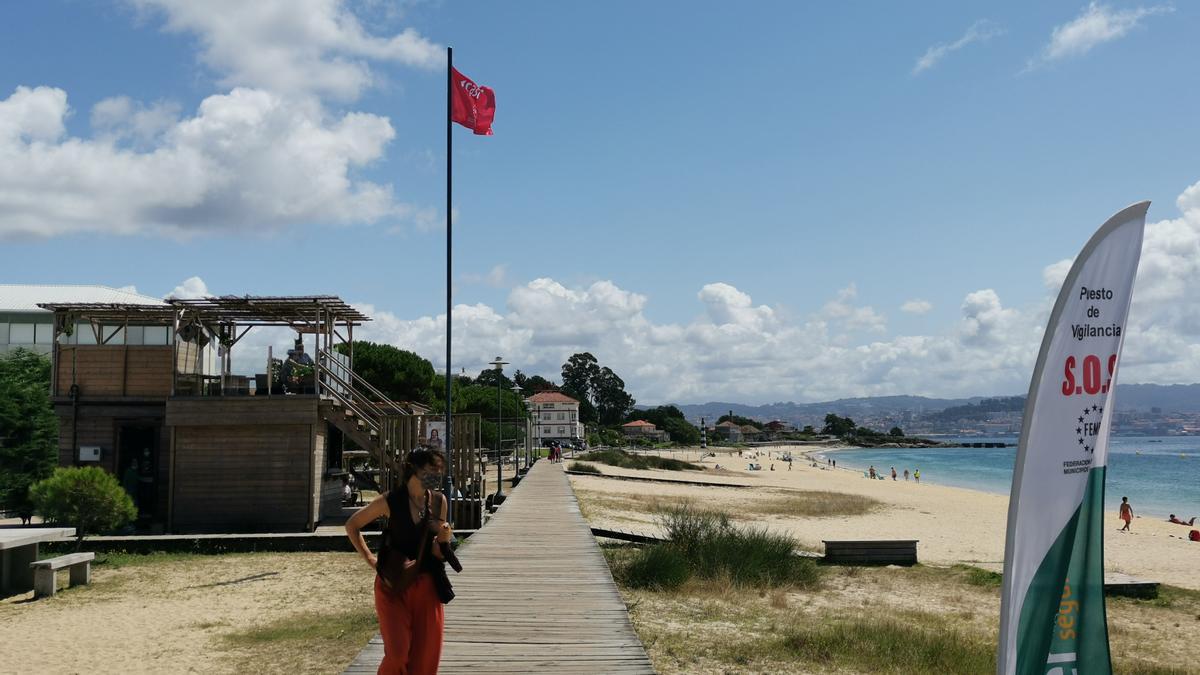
{"left": 578, "top": 448, "right": 701, "bottom": 472}
{"left": 660, "top": 505, "right": 820, "bottom": 588}
{"left": 567, "top": 462, "right": 601, "bottom": 474}
{"left": 621, "top": 544, "right": 690, "bottom": 590}
{"left": 30, "top": 466, "right": 137, "bottom": 548}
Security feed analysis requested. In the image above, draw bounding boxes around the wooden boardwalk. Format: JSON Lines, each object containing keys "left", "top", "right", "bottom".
{"left": 344, "top": 460, "right": 654, "bottom": 674}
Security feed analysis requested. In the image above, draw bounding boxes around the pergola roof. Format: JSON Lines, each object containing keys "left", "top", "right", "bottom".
{"left": 37, "top": 295, "right": 371, "bottom": 327}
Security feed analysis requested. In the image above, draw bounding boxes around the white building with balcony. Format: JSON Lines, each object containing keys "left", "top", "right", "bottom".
{"left": 527, "top": 391, "right": 585, "bottom": 445}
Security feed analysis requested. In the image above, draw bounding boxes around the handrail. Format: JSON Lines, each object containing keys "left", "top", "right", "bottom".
{"left": 316, "top": 359, "right": 382, "bottom": 433}
{"left": 316, "top": 349, "right": 409, "bottom": 417}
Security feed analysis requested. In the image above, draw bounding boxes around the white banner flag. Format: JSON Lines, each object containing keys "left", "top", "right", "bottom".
{"left": 997, "top": 202, "right": 1148, "bottom": 675}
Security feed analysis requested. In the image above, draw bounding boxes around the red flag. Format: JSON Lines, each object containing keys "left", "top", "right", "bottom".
{"left": 450, "top": 67, "right": 496, "bottom": 136}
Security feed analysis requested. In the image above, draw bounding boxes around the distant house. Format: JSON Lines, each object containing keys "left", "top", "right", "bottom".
{"left": 763, "top": 420, "right": 794, "bottom": 439}
{"left": 740, "top": 424, "right": 763, "bottom": 442}
{"left": 714, "top": 421, "right": 743, "bottom": 442}
{"left": 621, "top": 419, "right": 669, "bottom": 443}
{"left": 527, "top": 391, "right": 584, "bottom": 445}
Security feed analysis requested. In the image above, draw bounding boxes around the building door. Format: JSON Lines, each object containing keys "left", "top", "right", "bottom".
{"left": 117, "top": 425, "right": 159, "bottom": 525}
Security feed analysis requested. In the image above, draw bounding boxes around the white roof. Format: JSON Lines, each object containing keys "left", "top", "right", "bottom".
{"left": 0, "top": 284, "right": 166, "bottom": 313}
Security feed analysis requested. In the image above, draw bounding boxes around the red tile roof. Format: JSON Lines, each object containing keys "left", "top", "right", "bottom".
{"left": 527, "top": 391, "right": 579, "bottom": 404}
{"left": 622, "top": 420, "right": 656, "bottom": 428}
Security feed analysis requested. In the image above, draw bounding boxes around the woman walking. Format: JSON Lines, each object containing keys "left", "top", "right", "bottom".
{"left": 346, "top": 448, "right": 453, "bottom": 674}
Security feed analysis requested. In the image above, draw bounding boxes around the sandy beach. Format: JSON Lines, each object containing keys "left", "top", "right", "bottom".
{"left": 569, "top": 445, "right": 1200, "bottom": 590}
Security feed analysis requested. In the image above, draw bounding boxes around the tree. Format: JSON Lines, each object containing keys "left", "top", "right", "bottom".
{"left": 561, "top": 353, "right": 600, "bottom": 404}
{"left": 889, "top": 426, "right": 905, "bottom": 437}
{"left": 821, "top": 413, "right": 857, "bottom": 437}
{"left": 717, "top": 413, "right": 757, "bottom": 427}
{"left": 562, "top": 386, "right": 598, "bottom": 424}
{"left": 593, "top": 367, "right": 635, "bottom": 426}
{"left": 0, "top": 349, "right": 57, "bottom": 519}
{"left": 474, "top": 367, "right": 514, "bottom": 390}
{"left": 627, "top": 406, "right": 700, "bottom": 445}
{"left": 523, "top": 375, "right": 557, "bottom": 393}
{"left": 802, "top": 425, "right": 815, "bottom": 435}
{"left": 30, "top": 467, "right": 136, "bottom": 549}
{"left": 450, "top": 384, "right": 528, "bottom": 450}
{"left": 335, "top": 342, "right": 436, "bottom": 405}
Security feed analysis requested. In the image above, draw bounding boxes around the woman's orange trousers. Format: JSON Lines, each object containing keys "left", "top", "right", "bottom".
{"left": 374, "top": 574, "right": 444, "bottom": 674}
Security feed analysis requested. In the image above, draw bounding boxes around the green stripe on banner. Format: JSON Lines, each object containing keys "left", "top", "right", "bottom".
{"left": 1015, "top": 467, "right": 1110, "bottom": 675}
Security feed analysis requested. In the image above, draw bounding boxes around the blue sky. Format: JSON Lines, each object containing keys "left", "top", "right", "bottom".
{"left": 3, "top": 1, "right": 1200, "bottom": 404}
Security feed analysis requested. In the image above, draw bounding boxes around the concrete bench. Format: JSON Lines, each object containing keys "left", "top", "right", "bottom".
{"left": 823, "top": 539, "right": 918, "bottom": 565}
{"left": 30, "top": 552, "right": 95, "bottom": 598}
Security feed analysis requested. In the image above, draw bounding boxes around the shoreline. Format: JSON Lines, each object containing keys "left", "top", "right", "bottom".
{"left": 571, "top": 445, "right": 1200, "bottom": 590}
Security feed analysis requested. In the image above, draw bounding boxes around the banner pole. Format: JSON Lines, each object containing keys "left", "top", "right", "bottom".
{"left": 444, "top": 46, "right": 455, "bottom": 518}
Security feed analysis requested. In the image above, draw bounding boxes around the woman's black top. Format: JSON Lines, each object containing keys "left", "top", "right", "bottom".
{"left": 383, "top": 490, "right": 441, "bottom": 574}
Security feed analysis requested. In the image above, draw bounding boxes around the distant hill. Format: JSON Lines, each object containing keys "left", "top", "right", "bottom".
{"left": 671, "top": 396, "right": 983, "bottom": 427}
{"left": 666, "top": 384, "right": 1200, "bottom": 425}
{"left": 1109, "top": 383, "right": 1200, "bottom": 411}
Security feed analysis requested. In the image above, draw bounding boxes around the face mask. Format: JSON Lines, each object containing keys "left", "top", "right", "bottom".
{"left": 420, "top": 472, "right": 443, "bottom": 490}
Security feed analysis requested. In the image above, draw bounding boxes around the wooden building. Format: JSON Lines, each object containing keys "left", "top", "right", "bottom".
{"left": 39, "top": 296, "right": 484, "bottom": 533}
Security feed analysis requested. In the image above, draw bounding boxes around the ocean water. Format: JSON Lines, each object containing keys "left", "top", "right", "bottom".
{"left": 821, "top": 437, "right": 1200, "bottom": 519}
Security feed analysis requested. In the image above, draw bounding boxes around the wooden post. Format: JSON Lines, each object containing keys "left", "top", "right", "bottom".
{"left": 171, "top": 310, "right": 179, "bottom": 396}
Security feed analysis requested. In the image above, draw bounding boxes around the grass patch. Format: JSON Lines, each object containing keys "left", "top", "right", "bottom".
{"left": 952, "top": 564, "right": 1003, "bottom": 588}
{"left": 662, "top": 506, "right": 820, "bottom": 588}
{"left": 92, "top": 551, "right": 207, "bottom": 569}
{"left": 224, "top": 609, "right": 377, "bottom": 645}
{"left": 576, "top": 488, "right": 878, "bottom": 522}
{"left": 727, "top": 612, "right": 996, "bottom": 674}
{"left": 567, "top": 461, "right": 601, "bottom": 474}
{"left": 759, "top": 489, "right": 880, "bottom": 517}
{"left": 578, "top": 448, "right": 702, "bottom": 472}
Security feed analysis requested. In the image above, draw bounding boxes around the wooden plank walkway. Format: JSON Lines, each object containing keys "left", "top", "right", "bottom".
{"left": 343, "top": 460, "right": 654, "bottom": 674}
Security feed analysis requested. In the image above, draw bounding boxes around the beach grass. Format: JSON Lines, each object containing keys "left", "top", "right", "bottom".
{"left": 566, "top": 461, "right": 601, "bottom": 474}
{"left": 578, "top": 448, "right": 702, "bottom": 472}
{"left": 611, "top": 561, "right": 1199, "bottom": 674}
{"left": 575, "top": 487, "right": 879, "bottom": 522}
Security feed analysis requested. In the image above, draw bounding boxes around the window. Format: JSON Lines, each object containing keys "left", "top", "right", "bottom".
{"left": 76, "top": 323, "right": 97, "bottom": 344}
{"left": 144, "top": 326, "right": 170, "bottom": 345}
{"left": 9, "top": 323, "right": 35, "bottom": 344}
{"left": 557, "top": 426, "right": 565, "bottom": 435}
{"left": 557, "top": 413, "right": 565, "bottom": 421}
{"left": 570, "top": 412, "right": 576, "bottom": 421}
{"left": 100, "top": 326, "right": 125, "bottom": 344}
{"left": 34, "top": 323, "right": 53, "bottom": 344}
{"left": 125, "top": 325, "right": 144, "bottom": 345}
{"left": 543, "top": 427, "right": 551, "bottom": 435}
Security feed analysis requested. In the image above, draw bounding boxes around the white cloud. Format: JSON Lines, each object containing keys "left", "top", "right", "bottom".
{"left": 900, "top": 299, "right": 933, "bottom": 314}
{"left": 913, "top": 20, "right": 1004, "bottom": 75}
{"left": 463, "top": 264, "right": 510, "bottom": 288}
{"left": 0, "top": 86, "right": 406, "bottom": 238}
{"left": 1028, "top": 2, "right": 1172, "bottom": 69}
{"left": 167, "top": 276, "right": 209, "bottom": 299}
{"left": 0, "top": 1, "right": 441, "bottom": 240}
{"left": 190, "top": 180, "right": 1200, "bottom": 404}
{"left": 129, "top": 0, "right": 442, "bottom": 101}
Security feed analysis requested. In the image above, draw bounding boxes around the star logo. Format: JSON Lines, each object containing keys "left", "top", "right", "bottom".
{"left": 1075, "top": 404, "right": 1106, "bottom": 454}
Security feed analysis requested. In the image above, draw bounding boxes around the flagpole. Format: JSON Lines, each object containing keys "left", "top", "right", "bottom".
{"left": 444, "top": 46, "right": 455, "bottom": 517}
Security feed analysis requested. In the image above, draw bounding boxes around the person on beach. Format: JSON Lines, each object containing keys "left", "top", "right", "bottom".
{"left": 891, "top": 467, "right": 897, "bottom": 481}
{"left": 1168, "top": 514, "right": 1196, "bottom": 526}
{"left": 903, "top": 469, "right": 909, "bottom": 481}
{"left": 1119, "top": 497, "right": 1133, "bottom": 531}
{"left": 868, "top": 465, "right": 876, "bottom": 479}
{"left": 914, "top": 468, "right": 920, "bottom": 484}
{"left": 346, "top": 448, "right": 453, "bottom": 675}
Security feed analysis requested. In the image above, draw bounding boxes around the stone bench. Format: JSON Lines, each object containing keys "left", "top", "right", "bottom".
{"left": 822, "top": 539, "right": 918, "bottom": 565}
{"left": 30, "top": 552, "right": 95, "bottom": 598}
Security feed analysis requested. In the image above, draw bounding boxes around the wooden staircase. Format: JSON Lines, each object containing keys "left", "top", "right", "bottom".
{"left": 315, "top": 349, "right": 408, "bottom": 477}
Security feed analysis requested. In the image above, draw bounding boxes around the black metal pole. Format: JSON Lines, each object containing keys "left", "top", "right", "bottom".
{"left": 444, "top": 46, "right": 455, "bottom": 514}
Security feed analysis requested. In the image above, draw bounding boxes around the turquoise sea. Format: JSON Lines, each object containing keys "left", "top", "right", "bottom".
{"left": 822, "top": 437, "right": 1200, "bottom": 519}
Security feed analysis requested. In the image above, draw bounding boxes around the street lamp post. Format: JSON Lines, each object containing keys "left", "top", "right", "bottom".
{"left": 490, "top": 356, "right": 508, "bottom": 502}
{"left": 512, "top": 383, "right": 525, "bottom": 473}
